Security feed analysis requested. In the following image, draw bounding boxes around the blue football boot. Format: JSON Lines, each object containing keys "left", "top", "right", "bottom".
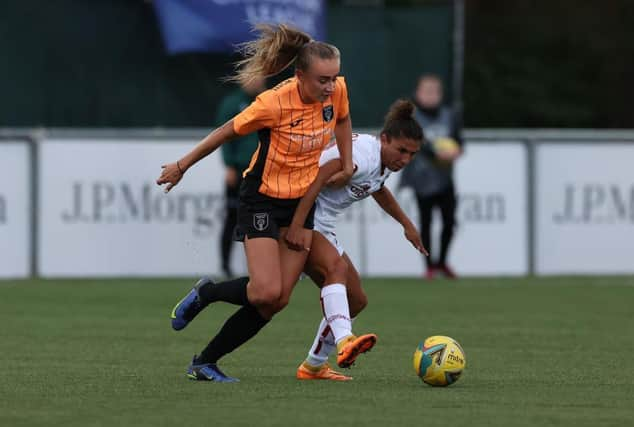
{"left": 170, "top": 276, "right": 213, "bottom": 331}
{"left": 186, "top": 356, "right": 239, "bottom": 383}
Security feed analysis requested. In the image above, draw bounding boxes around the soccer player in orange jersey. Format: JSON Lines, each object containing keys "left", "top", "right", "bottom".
{"left": 157, "top": 24, "right": 375, "bottom": 382}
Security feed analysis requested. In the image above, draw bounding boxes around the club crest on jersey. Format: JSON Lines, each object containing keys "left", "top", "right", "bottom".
{"left": 322, "top": 105, "right": 334, "bottom": 122}
{"left": 253, "top": 213, "right": 269, "bottom": 231}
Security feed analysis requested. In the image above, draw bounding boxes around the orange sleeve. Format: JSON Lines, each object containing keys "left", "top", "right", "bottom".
{"left": 335, "top": 77, "right": 350, "bottom": 120}
{"left": 232, "top": 92, "right": 278, "bottom": 135}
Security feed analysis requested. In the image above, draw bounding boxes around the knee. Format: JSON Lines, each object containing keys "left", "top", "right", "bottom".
{"left": 248, "top": 280, "right": 292, "bottom": 315}
{"left": 248, "top": 280, "right": 282, "bottom": 309}
{"left": 261, "top": 294, "right": 289, "bottom": 317}
{"left": 273, "top": 295, "right": 290, "bottom": 312}
{"left": 325, "top": 257, "right": 348, "bottom": 283}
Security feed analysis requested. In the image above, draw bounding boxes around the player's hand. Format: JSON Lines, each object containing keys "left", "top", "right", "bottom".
{"left": 156, "top": 162, "right": 184, "bottom": 193}
{"left": 436, "top": 148, "right": 461, "bottom": 163}
{"left": 326, "top": 168, "right": 353, "bottom": 188}
{"left": 284, "top": 224, "right": 311, "bottom": 252}
{"left": 404, "top": 225, "right": 429, "bottom": 256}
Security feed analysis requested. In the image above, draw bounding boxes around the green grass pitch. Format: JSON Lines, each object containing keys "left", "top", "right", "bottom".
{"left": 1, "top": 276, "right": 633, "bottom": 427}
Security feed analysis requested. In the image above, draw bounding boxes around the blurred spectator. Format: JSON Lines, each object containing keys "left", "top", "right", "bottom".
{"left": 217, "top": 77, "right": 266, "bottom": 277}
{"left": 399, "top": 74, "right": 463, "bottom": 279}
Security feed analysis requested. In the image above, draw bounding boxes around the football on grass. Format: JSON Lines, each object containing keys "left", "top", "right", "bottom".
{"left": 413, "top": 335, "right": 466, "bottom": 386}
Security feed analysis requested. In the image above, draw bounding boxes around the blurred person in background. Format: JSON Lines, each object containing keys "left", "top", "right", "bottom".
{"left": 217, "top": 77, "right": 267, "bottom": 278}
{"left": 399, "top": 74, "right": 463, "bottom": 280}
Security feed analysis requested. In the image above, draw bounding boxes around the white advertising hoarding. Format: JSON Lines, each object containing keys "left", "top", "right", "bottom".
{"left": 0, "top": 141, "right": 30, "bottom": 278}
{"left": 39, "top": 139, "right": 246, "bottom": 277}
{"left": 30, "top": 136, "right": 634, "bottom": 277}
{"left": 363, "top": 142, "right": 528, "bottom": 276}
{"left": 536, "top": 143, "right": 634, "bottom": 274}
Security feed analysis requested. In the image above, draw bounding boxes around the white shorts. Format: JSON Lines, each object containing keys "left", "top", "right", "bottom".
{"left": 313, "top": 223, "right": 344, "bottom": 256}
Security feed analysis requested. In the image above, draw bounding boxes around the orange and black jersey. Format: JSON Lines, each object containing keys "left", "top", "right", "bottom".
{"left": 233, "top": 76, "right": 349, "bottom": 199}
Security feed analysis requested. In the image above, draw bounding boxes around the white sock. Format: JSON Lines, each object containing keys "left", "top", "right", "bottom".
{"left": 305, "top": 317, "right": 335, "bottom": 367}
{"left": 306, "top": 316, "right": 356, "bottom": 366}
{"left": 320, "top": 284, "right": 352, "bottom": 344}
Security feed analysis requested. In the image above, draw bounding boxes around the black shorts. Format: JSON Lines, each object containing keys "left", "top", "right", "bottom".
{"left": 234, "top": 179, "right": 315, "bottom": 241}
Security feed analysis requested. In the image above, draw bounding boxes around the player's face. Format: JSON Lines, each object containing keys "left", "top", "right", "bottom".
{"left": 416, "top": 79, "right": 443, "bottom": 109}
{"left": 296, "top": 57, "right": 340, "bottom": 103}
{"left": 380, "top": 134, "right": 420, "bottom": 172}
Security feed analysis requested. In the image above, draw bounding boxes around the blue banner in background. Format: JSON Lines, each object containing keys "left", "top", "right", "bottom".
{"left": 153, "top": 0, "right": 326, "bottom": 54}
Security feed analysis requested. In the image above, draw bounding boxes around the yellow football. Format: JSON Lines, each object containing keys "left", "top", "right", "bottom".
{"left": 413, "top": 335, "right": 466, "bottom": 386}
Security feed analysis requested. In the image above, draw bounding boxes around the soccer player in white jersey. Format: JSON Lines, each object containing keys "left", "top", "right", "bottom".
{"left": 285, "top": 99, "right": 428, "bottom": 380}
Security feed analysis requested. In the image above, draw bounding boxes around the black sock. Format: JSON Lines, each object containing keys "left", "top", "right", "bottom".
{"left": 196, "top": 304, "right": 269, "bottom": 364}
{"left": 198, "top": 276, "right": 249, "bottom": 306}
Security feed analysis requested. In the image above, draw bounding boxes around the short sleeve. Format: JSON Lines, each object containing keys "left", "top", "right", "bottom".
{"left": 233, "top": 93, "right": 277, "bottom": 135}
{"left": 334, "top": 77, "right": 350, "bottom": 120}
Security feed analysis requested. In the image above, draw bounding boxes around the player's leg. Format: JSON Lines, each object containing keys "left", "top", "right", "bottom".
{"left": 416, "top": 194, "right": 436, "bottom": 278}
{"left": 187, "top": 236, "right": 282, "bottom": 381}
{"left": 171, "top": 228, "right": 311, "bottom": 330}
{"left": 173, "top": 227, "right": 312, "bottom": 331}
{"left": 297, "top": 235, "right": 351, "bottom": 380}
{"left": 342, "top": 253, "right": 367, "bottom": 318}
{"left": 299, "top": 251, "right": 368, "bottom": 378}
{"left": 301, "top": 231, "right": 376, "bottom": 372}
{"left": 437, "top": 186, "right": 458, "bottom": 278}
{"left": 171, "top": 182, "right": 261, "bottom": 330}
{"left": 188, "top": 189, "right": 307, "bottom": 382}
{"left": 172, "top": 188, "right": 289, "bottom": 330}
{"left": 188, "top": 226, "right": 314, "bottom": 382}
{"left": 170, "top": 275, "right": 250, "bottom": 331}
{"left": 265, "top": 226, "right": 313, "bottom": 314}
{"left": 313, "top": 232, "right": 354, "bottom": 345}
{"left": 187, "top": 193, "right": 319, "bottom": 381}
{"left": 220, "top": 182, "right": 239, "bottom": 278}
{"left": 301, "top": 260, "right": 334, "bottom": 365}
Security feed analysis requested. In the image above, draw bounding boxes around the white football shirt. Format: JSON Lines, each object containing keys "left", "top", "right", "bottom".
{"left": 314, "top": 133, "right": 391, "bottom": 252}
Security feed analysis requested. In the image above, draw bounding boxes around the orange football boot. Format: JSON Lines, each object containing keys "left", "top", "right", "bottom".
{"left": 336, "top": 334, "right": 377, "bottom": 368}
{"left": 296, "top": 362, "right": 352, "bottom": 381}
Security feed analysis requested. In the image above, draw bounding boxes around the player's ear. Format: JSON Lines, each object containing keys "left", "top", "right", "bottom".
{"left": 379, "top": 132, "right": 389, "bottom": 145}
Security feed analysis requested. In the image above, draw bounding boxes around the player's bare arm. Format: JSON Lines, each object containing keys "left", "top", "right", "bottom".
{"left": 371, "top": 187, "right": 429, "bottom": 256}
{"left": 156, "top": 120, "right": 238, "bottom": 193}
{"left": 285, "top": 158, "right": 343, "bottom": 251}
{"left": 327, "top": 114, "right": 354, "bottom": 188}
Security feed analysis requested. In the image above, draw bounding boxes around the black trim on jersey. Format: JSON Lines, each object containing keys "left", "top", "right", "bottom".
{"left": 242, "top": 129, "right": 271, "bottom": 196}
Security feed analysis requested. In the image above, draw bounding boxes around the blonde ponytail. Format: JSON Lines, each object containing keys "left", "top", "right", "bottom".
{"left": 226, "top": 24, "right": 311, "bottom": 86}
{"left": 226, "top": 24, "right": 341, "bottom": 86}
